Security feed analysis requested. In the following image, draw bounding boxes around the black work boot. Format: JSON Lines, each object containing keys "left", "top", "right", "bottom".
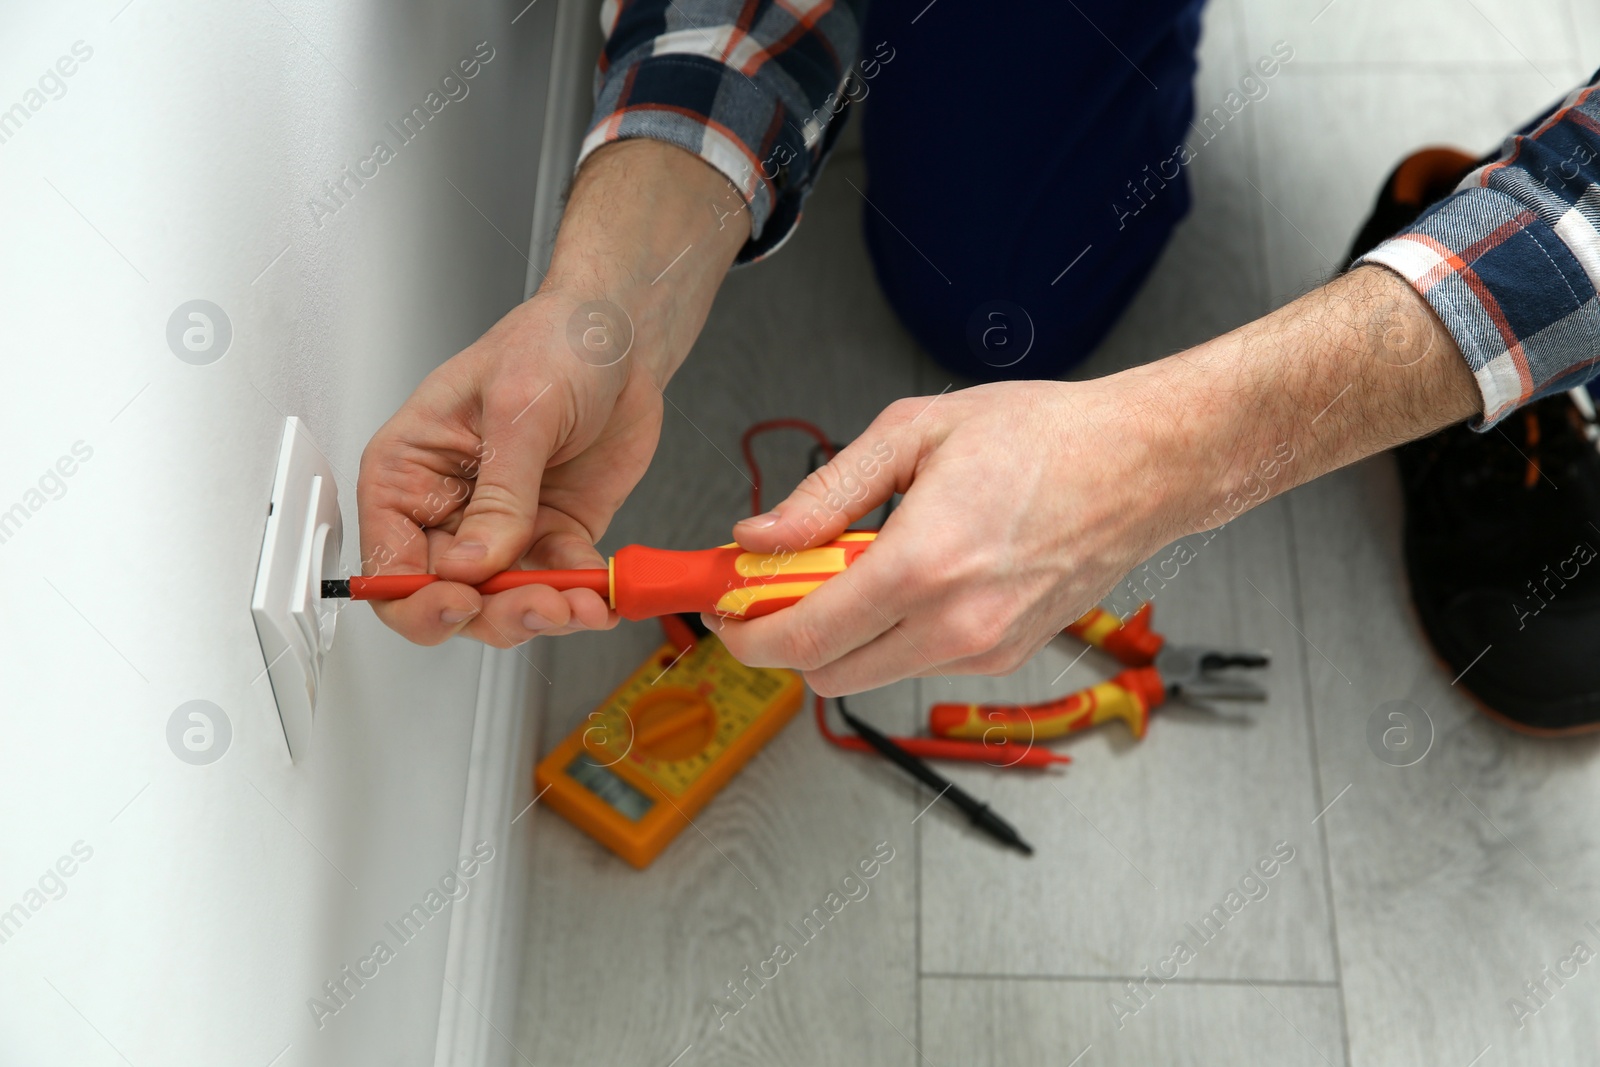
{"left": 1396, "top": 394, "right": 1600, "bottom": 733}
{"left": 1349, "top": 148, "right": 1600, "bottom": 733}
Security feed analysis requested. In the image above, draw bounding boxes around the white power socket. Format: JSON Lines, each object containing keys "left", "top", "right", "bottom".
{"left": 251, "top": 417, "right": 343, "bottom": 760}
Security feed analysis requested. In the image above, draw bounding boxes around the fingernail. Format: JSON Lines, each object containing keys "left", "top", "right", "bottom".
{"left": 737, "top": 511, "right": 780, "bottom": 529}
{"left": 441, "top": 608, "right": 478, "bottom": 625}
{"left": 445, "top": 540, "right": 487, "bottom": 560}
{"left": 522, "top": 611, "right": 554, "bottom": 632}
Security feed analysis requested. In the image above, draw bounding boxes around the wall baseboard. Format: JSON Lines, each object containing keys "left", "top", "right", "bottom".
{"left": 430, "top": 645, "right": 543, "bottom": 1067}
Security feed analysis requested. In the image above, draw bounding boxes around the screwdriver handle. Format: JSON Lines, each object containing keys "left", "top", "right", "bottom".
{"left": 1065, "top": 603, "right": 1164, "bottom": 667}
{"left": 612, "top": 532, "right": 874, "bottom": 620}
{"left": 928, "top": 667, "right": 1167, "bottom": 743}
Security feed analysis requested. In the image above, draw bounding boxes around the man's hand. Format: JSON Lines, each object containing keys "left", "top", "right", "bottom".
{"left": 709, "top": 379, "right": 1187, "bottom": 693}
{"left": 356, "top": 140, "right": 749, "bottom": 647}
{"left": 356, "top": 293, "right": 659, "bottom": 646}
{"left": 713, "top": 266, "right": 1481, "bottom": 694}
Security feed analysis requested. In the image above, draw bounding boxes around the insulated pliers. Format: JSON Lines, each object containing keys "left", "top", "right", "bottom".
{"left": 927, "top": 604, "right": 1269, "bottom": 743}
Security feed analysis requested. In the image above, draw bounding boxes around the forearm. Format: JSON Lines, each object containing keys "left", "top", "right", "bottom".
{"left": 540, "top": 139, "right": 750, "bottom": 387}
{"left": 1136, "top": 265, "right": 1479, "bottom": 539}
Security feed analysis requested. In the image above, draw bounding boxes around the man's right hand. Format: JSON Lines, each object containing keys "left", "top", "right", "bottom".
{"left": 356, "top": 140, "right": 751, "bottom": 648}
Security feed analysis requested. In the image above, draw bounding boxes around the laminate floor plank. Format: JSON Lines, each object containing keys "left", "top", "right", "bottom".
{"left": 922, "top": 975, "right": 1346, "bottom": 1067}
{"left": 1288, "top": 463, "right": 1600, "bottom": 1067}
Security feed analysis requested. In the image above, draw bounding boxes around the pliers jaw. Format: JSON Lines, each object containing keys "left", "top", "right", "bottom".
{"left": 1154, "top": 644, "right": 1270, "bottom": 705}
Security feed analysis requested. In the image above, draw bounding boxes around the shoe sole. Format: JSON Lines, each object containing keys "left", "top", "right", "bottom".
{"left": 1435, "top": 650, "right": 1600, "bottom": 737}
{"left": 1401, "top": 538, "right": 1600, "bottom": 737}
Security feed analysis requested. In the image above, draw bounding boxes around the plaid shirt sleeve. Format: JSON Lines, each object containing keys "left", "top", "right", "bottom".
{"left": 580, "top": 0, "right": 866, "bottom": 264}
{"left": 1357, "top": 69, "right": 1600, "bottom": 427}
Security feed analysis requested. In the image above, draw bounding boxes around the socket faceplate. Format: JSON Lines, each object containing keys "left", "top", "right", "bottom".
{"left": 251, "top": 417, "right": 343, "bottom": 760}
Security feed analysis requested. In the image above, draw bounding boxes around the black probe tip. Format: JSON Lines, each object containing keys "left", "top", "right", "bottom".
{"left": 970, "top": 804, "right": 1034, "bottom": 856}
{"left": 321, "top": 579, "right": 350, "bottom": 599}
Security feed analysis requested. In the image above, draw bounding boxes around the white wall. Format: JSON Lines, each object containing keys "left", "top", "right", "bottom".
{"left": 0, "top": 2, "right": 559, "bottom": 1063}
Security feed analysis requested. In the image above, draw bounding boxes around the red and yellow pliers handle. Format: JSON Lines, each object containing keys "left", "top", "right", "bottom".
{"left": 928, "top": 604, "right": 1168, "bottom": 743}
{"left": 929, "top": 666, "right": 1169, "bottom": 742}
{"left": 1063, "top": 603, "right": 1164, "bottom": 666}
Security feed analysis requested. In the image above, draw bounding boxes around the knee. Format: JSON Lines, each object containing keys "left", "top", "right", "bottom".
{"left": 862, "top": 183, "right": 1191, "bottom": 383}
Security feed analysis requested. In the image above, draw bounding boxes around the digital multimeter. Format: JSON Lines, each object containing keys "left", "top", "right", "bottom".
{"left": 535, "top": 634, "right": 804, "bottom": 868}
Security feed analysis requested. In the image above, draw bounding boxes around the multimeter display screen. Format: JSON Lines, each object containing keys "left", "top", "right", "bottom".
{"left": 566, "top": 754, "right": 655, "bottom": 822}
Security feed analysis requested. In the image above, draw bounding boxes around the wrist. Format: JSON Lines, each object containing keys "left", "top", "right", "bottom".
{"left": 539, "top": 139, "right": 750, "bottom": 390}
{"left": 1060, "top": 368, "right": 1217, "bottom": 550}
{"left": 1117, "top": 352, "right": 1287, "bottom": 542}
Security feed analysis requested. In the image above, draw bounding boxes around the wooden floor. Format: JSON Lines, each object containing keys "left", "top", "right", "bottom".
{"left": 514, "top": 2, "right": 1600, "bottom": 1064}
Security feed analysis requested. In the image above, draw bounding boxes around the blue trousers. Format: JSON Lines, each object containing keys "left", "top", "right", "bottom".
{"left": 858, "top": 0, "right": 1207, "bottom": 381}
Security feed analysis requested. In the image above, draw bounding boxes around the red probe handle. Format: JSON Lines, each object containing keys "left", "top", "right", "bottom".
{"left": 829, "top": 734, "right": 1070, "bottom": 768}
{"left": 347, "top": 569, "right": 610, "bottom": 600}
{"left": 811, "top": 694, "right": 1066, "bottom": 768}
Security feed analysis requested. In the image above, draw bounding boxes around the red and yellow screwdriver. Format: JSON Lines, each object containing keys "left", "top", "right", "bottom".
{"left": 321, "top": 531, "right": 877, "bottom": 619}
